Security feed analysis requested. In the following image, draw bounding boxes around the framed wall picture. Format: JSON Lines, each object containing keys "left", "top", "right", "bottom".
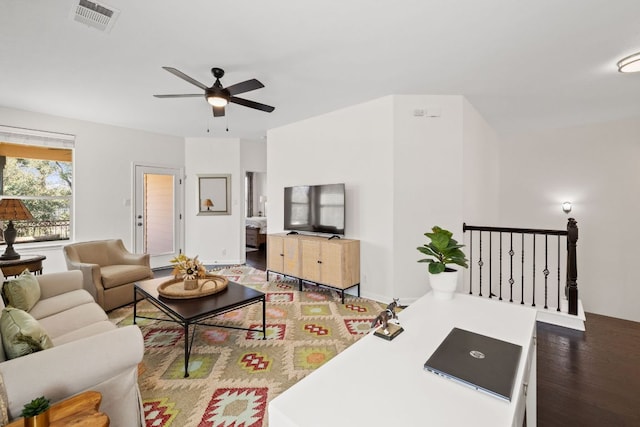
{"left": 198, "top": 174, "right": 231, "bottom": 215}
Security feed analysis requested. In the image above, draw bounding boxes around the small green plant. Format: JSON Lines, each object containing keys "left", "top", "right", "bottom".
{"left": 20, "top": 396, "right": 50, "bottom": 418}
{"left": 417, "top": 226, "right": 469, "bottom": 274}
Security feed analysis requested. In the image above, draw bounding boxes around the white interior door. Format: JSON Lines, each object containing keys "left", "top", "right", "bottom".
{"left": 134, "top": 164, "right": 183, "bottom": 268}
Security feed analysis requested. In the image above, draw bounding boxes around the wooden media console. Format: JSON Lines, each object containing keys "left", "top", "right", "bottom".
{"left": 266, "top": 233, "right": 360, "bottom": 303}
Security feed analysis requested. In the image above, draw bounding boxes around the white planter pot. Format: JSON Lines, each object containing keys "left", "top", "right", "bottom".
{"left": 428, "top": 270, "right": 459, "bottom": 300}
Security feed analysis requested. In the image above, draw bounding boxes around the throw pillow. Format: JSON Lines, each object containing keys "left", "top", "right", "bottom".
{"left": 2, "top": 270, "right": 40, "bottom": 312}
{"left": 0, "top": 307, "right": 53, "bottom": 360}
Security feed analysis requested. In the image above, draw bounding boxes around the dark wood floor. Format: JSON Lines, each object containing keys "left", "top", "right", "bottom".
{"left": 245, "top": 246, "right": 266, "bottom": 271}
{"left": 246, "top": 248, "right": 639, "bottom": 425}
{"left": 537, "top": 313, "right": 640, "bottom": 426}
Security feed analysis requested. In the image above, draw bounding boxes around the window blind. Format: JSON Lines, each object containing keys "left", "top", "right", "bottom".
{"left": 0, "top": 125, "right": 75, "bottom": 149}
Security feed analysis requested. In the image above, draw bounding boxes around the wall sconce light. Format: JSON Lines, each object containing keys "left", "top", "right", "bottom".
{"left": 562, "top": 201, "right": 572, "bottom": 214}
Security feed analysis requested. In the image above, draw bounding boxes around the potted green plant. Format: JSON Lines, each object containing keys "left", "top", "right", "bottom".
{"left": 21, "top": 396, "right": 50, "bottom": 427}
{"left": 417, "top": 226, "right": 468, "bottom": 299}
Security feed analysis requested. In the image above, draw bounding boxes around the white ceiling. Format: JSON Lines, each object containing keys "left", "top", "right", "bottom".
{"left": 2, "top": 0, "right": 640, "bottom": 140}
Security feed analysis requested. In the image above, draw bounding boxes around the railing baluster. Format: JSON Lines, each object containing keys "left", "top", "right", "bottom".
{"left": 478, "top": 231, "right": 483, "bottom": 297}
{"left": 520, "top": 233, "right": 525, "bottom": 305}
{"left": 489, "top": 232, "right": 493, "bottom": 298}
{"left": 509, "top": 233, "right": 514, "bottom": 303}
{"left": 532, "top": 234, "right": 536, "bottom": 307}
{"left": 543, "top": 235, "right": 549, "bottom": 310}
{"left": 469, "top": 230, "right": 473, "bottom": 295}
{"left": 557, "top": 235, "right": 561, "bottom": 312}
{"left": 499, "top": 232, "right": 503, "bottom": 301}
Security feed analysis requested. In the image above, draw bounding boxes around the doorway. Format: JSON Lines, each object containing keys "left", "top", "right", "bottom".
{"left": 244, "top": 171, "right": 267, "bottom": 268}
{"left": 133, "top": 164, "right": 184, "bottom": 268}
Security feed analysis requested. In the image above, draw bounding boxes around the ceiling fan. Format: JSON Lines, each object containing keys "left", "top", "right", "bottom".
{"left": 154, "top": 67, "right": 275, "bottom": 117}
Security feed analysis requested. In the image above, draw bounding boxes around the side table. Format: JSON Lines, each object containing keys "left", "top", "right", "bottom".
{"left": 0, "top": 254, "right": 46, "bottom": 277}
{"left": 6, "top": 390, "right": 109, "bottom": 427}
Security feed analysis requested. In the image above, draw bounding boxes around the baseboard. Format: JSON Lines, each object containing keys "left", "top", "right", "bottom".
{"left": 536, "top": 299, "right": 586, "bottom": 331}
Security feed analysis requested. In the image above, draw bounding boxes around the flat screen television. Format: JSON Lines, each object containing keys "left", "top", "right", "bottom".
{"left": 284, "top": 183, "right": 345, "bottom": 235}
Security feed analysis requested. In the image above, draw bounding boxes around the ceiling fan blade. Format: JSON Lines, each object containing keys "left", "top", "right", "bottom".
{"left": 162, "top": 67, "right": 208, "bottom": 90}
{"left": 225, "top": 79, "right": 264, "bottom": 96}
{"left": 212, "top": 106, "right": 225, "bottom": 117}
{"left": 229, "top": 96, "right": 275, "bottom": 113}
{"left": 153, "top": 94, "right": 202, "bottom": 98}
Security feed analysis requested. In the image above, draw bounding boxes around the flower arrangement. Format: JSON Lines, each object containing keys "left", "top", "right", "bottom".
{"left": 170, "top": 254, "right": 207, "bottom": 280}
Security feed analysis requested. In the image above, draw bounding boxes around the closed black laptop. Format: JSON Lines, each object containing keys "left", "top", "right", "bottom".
{"left": 423, "top": 327, "right": 522, "bottom": 401}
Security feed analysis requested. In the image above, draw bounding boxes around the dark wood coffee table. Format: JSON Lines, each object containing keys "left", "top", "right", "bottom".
{"left": 134, "top": 277, "right": 266, "bottom": 377}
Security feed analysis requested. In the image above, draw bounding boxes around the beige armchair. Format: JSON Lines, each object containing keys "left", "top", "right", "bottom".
{"left": 63, "top": 239, "right": 153, "bottom": 311}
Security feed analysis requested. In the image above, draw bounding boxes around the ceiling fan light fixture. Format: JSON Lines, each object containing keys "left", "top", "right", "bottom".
{"left": 617, "top": 52, "right": 640, "bottom": 73}
{"left": 207, "top": 96, "right": 228, "bottom": 107}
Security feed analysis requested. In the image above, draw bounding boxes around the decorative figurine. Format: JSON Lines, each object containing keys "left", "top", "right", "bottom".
{"left": 372, "top": 298, "right": 404, "bottom": 340}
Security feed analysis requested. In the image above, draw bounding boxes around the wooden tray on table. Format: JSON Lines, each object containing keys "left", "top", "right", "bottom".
{"left": 157, "top": 275, "right": 229, "bottom": 299}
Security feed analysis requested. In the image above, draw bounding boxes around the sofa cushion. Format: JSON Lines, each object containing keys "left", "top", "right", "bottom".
{"left": 51, "top": 321, "right": 115, "bottom": 346}
{"left": 100, "top": 265, "right": 151, "bottom": 289}
{"left": 0, "top": 307, "right": 53, "bottom": 360}
{"left": 37, "top": 303, "right": 108, "bottom": 339}
{"left": 29, "top": 289, "right": 95, "bottom": 321}
{"left": 2, "top": 270, "right": 40, "bottom": 312}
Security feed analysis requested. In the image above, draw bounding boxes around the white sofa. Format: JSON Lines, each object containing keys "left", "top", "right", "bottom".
{"left": 0, "top": 270, "right": 144, "bottom": 425}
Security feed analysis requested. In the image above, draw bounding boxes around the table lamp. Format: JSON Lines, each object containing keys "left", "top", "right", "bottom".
{"left": 0, "top": 198, "right": 33, "bottom": 260}
{"left": 204, "top": 199, "right": 214, "bottom": 211}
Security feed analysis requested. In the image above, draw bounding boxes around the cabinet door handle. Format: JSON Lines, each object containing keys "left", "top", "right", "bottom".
{"left": 280, "top": 253, "right": 284, "bottom": 257}
{"left": 317, "top": 260, "right": 322, "bottom": 264}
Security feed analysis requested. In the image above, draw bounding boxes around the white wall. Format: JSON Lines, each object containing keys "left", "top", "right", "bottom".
{"left": 392, "top": 95, "right": 465, "bottom": 300}
{"left": 499, "top": 116, "right": 640, "bottom": 322}
{"left": 267, "top": 95, "right": 497, "bottom": 303}
{"left": 462, "top": 98, "right": 500, "bottom": 225}
{"left": 184, "top": 137, "right": 243, "bottom": 265}
{"left": 268, "top": 96, "right": 396, "bottom": 301}
{"left": 0, "top": 106, "right": 184, "bottom": 272}
{"left": 391, "top": 96, "right": 500, "bottom": 301}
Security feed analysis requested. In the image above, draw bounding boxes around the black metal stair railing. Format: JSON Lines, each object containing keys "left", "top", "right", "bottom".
{"left": 463, "top": 218, "right": 579, "bottom": 315}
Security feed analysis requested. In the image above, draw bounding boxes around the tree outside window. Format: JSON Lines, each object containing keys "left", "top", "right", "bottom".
{"left": 0, "top": 148, "right": 72, "bottom": 243}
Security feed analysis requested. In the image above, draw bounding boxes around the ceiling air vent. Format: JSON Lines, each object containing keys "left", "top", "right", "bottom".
{"left": 72, "top": 0, "right": 120, "bottom": 32}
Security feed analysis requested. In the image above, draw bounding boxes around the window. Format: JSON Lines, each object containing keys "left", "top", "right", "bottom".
{"left": 0, "top": 126, "right": 74, "bottom": 244}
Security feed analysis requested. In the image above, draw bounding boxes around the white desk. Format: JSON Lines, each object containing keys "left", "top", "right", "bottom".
{"left": 269, "top": 292, "right": 537, "bottom": 427}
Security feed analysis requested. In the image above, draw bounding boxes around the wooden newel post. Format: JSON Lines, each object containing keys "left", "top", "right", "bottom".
{"left": 566, "top": 218, "right": 578, "bottom": 315}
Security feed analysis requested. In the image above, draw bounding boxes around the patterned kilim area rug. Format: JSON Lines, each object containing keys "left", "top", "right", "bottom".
{"left": 108, "top": 266, "right": 385, "bottom": 427}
